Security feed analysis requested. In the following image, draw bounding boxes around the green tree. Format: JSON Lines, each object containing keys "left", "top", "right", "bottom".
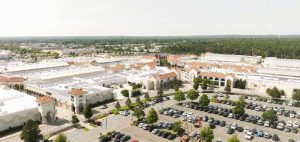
{"left": 262, "top": 110, "right": 278, "bottom": 123}
{"left": 292, "top": 90, "right": 300, "bottom": 102}
{"left": 83, "top": 105, "right": 93, "bottom": 119}
{"left": 125, "top": 98, "right": 132, "bottom": 107}
{"left": 267, "top": 87, "right": 281, "bottom": 99}
{"left": 20, "top": 120, "right": 42, "bottom": 142}
{"left": 171, "top": 121, "right": 185, "bottom": 134}
{"left": 233, "top": 98, "right": 246, "bottom": 115}
{"left": 115, "top": 102, "right": 121, "bottom": 110}
{"left": 121, "top": 89, "right": 129, "bottom": 97}
{"left": 174, "top": 91, "right": 186, "bottom": 102}
{"left": 199, "top": 94, "right": 210, "bottom": 106}
{"left": 201, "top": 79, "right": 210, "bottom": 90}
{"left": 144, "top": 93, "right": 150, "bottom": 101}
{"left": 131, "top": 90, "right": 141, "bottom": 97}
{"left": 227, "top": 134, "right": 240, "bottom": 142}
{"left": 71, "top": 115, "right": 79, "bottom": 125}
{"left": 200, "top": 126, "right": 214, "bottom": 142}
{"left": 53, "top": 133, "right": 67, "bottom": 142}
{"left": 146, "top": 108, "right": 158, "bottom": 123}
{"left": 132, "top": 107, "right": 145, "bottom": 120}
{"left": 157, "top": 88, "right": 163, "bottom": 98}
{"left": 225, "top": 80, "right": 231, "bottom": 94}
{"left": 186, "top": 89, "right": 199, "bottom": 100}
{"left": 135, "top": 96, "right": 143, "bottom": 106}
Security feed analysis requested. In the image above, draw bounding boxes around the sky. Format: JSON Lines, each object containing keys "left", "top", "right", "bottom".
{"left": 0, "top": 0, "right": 299, "bottom": 37}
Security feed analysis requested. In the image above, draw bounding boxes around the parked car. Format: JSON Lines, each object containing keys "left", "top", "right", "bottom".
{"left": 227, "top": 128, "right": 234, "bottom": 134}
{"left": 245, "top": 132, "right": 253, "bottom": 140}
{"left": 99, "top": 105, "right": 108, "bottom": 109}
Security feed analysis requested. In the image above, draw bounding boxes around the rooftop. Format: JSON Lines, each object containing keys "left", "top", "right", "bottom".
{"left": 0, "top": 86, "right": 37, "bottom": 116}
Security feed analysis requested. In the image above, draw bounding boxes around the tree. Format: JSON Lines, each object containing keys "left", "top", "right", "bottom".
{"left": 187, "top": 89, "right": 199, "bottom": 100}
{"left": 121, "top": 89, "right": 129, "bottom": 97}
{"left": 171, "top": 121, "right": 184, "bottom": 134}
{"left": 146, "top": 108, "right": 158, "bottom": 123}
{"left": 157, "top": 88, "right": 163, "bottom": 98}
{"left": 199, "top": 94, "right": 210, "bottom": 106}
{"left": 132, "top": 107, "right": 145, "bottom": 120}
{"left": 267, "top": 87, "right": 281, "bottom": 99}
{"left": 225, "top": 80, "right": 231, "bottom": 94}
{"left": 144, "top": 93, "right": 150, "bottom": 101}
{"left": 193, "top": 77, "right": 202, "bottom": 90}
{"left": 53, "top": 134, "right": 67, "bottom": 142}
{"left": 135, "top": 96, "right": 143, "bottom": 106}
{"left": 200, "top": 126, "right": 214, "bottom": 142}
{"left": 71, "top": 115, "right": 79, "bottom": 125}
{"left": 234, "top": 79, "right": 247, "bottom": 89}
{"left": 262, "top": 110, "right": 278, "bottom": 123}
{"left": 125, "top": 98, "right": 132, "bottom": 107}
{"left": 174, "top": 91, "right": 186, "bottom": 102}
{"left": 292, "top": 90, "right": 300, "bottom": 102}
{"left": 115, "top": 102, "right": 121, "bottom": 110}
{"left": 83, "top": 105, "right": 93, "bottom": 119}
{"left": 227, "top": 134, "right": 240, "bottom": 142}
{"left": 20, "top": 120, "right": 42, "bottom": 142}
{"left": 131, "top": 90, "right": 141, "bottom": 97}
{"left": 233, "top": 100, "right": 245, "bottom": 115}
{"left": 201, "top": 79, "right": 210, "bottom": 90}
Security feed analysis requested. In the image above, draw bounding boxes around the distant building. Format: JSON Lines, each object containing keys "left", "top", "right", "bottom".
{"left": 0, "top": 50, "right": 12, "bottom": 60}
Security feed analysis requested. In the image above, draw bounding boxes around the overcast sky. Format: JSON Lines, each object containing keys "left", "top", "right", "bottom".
{"left": 0, "top": 0, "right": 299, "bottom": 36}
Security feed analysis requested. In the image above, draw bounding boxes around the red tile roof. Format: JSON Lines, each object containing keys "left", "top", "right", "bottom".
{"left": 159, "top": 72, "right": 177, "bottom": 79}
{"left": 0, "top": 75, "right": 25, "bottom": 82}
{"left": 69, "top": 88, "right": 85, "bottom": 96}
{"left": 36, "top": 96, "right": 55, "bottom": 104}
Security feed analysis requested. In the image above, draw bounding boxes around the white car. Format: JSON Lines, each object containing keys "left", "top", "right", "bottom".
{"left": 228, "top": 113, "right": 233, "bottom": 118}
{"left": 181, "top": 117, "right": 187, "bottom": 121}
{"left": 286, "top": 121, "right": 293, "bottom": 127}
{"left": 264, "top": 121, "right": 270, "bottom": 127}
{"left": 119, "top": 110, "right": 129, "bottom": 116}
{"left": 293, "top": 121, "right": 299, "bottom": 128}
{"left": 245, "top": 132, "right": 253, "bottom": 140}
{"left": 188, "top": 112, "right": 194, "bottom": 115}
{"left": 230, "top": 123, "right": 238, "bottom": 130}
{"left": 267, "top": 99, "right": 272, "bottom": 103}
{"left": 243, "top": 127, "right": 251, "bottom": 134}
{"left": 138, "top": 123, "right": 144, "bottom": 128}
{"left": 290, "top": 113, "right": 295, "bottom": 118}
{"left": 288, "top": 102, "right": 293, "bottom": 106}
{"left": 277, "top": 123, "right": 284, "bottom": 130}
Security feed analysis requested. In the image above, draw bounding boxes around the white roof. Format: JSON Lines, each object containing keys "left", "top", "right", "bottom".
{"left": 0, "top": 87, "right": 37, "bottom": 116}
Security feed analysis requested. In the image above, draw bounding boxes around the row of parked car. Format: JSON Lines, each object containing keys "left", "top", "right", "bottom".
{"left": 245, "top": 102, "right": 300, "bottom": 119}
{"left": 135, "top": 121, "right": 177, "bottom": 140}
{"left": 142, "top": 96, "right": 170, "bottom": 108}
{"left": 99, "top": 131, "right": 132, "bottom": 142}
{"left": 180, "top": 102, "right": 299, "bottom": 134}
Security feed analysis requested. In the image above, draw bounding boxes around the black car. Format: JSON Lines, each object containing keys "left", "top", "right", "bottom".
{"left": 120, "top": 135, "right": 131, "bottom": 142}
{"left": 162, "top": 132, "right": 171, "bottom": 138}
{"left": 236, "top": 127, "right": 244, "bottom": 132}
{"left": 223, "top": 112, "right": 229, "bottom": 117}
{"left": 219, "top": 121, "right": 226, "bottom": 127}
{"left": 209, "top": 123, "right": 216, "bottom": 129}
{"left": 239, "top": 116, "right": 246, "bottom": 121}
{"left": 272, "top": 134, "right": 280, "bottom": 141}
{"left": 227, "top": 128, "right": 234, "bottom": 134}
{"left": 214, "top": 120, "right": 220, "bottom": 125}
{"left": 167, "top": 134, "right": 176, "bottom": 140}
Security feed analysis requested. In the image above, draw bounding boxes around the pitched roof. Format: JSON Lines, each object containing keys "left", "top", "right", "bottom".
{"left": 36, "top": 96, "right": 55, "bottom": 104}
{"left": 0, "top": 75, "right": 26, "bottom": 82}
{"left": 144, "top": 62, "right": 156, "bottom": 69}
{"left": 159, "top": 72, "right": 177, "bottom": 79}
{"left": 198, "top": 72, "right": 235, "bottom": 78}
{"left": 68, "top": 88, "right": 85, "bottom": 96}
